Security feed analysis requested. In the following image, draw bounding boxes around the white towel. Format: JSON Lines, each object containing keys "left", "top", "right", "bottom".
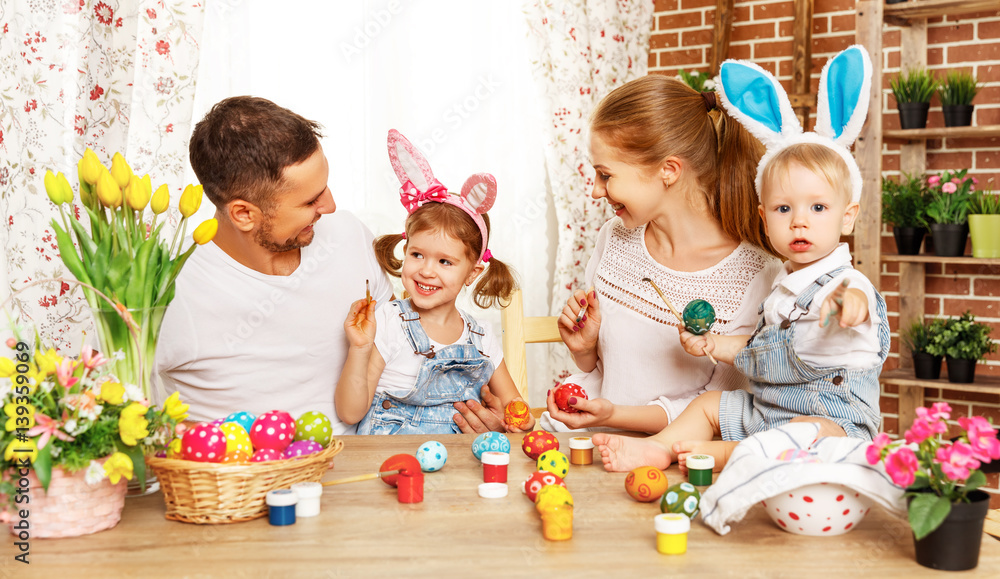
{"left": 700, "top": 422, "right": 906, "bottom": 535}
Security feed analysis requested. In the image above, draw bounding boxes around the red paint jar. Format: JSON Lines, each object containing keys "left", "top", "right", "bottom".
{"left": 481, "top": 451, "right": 510, "bottom": 483}
{"left": 397, "top": 469, "right": 424, "bottom": 504}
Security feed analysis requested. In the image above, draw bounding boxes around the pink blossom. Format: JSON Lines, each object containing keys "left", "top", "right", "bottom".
{"left": 928, "top": 175, "right": 941, "bottom": 186}
{"left": 26, "top": 413, "right": 76, "bottom": 449}
{"left": 905, "top": 416, "right": 944, "bottom": 444}
{"left": 942, "top": 182, "right": 958, "bottom": 194}
{"left": 936, "top": 441, "right": 981, "bottom": 481}
{"left": 55, "top": 358, "right": 79, "bottom": 389}
{"left": 972, "top": 177, "right": 979, "bottom": 185}
{"left": 80, "top": 345, "right": 106, "bottom": 370}
{"left": 951, "top": 177, "right": 962, "bottom": 184}
{"left": 885, "top": 447, "right": 919, "bottom": 487}
{"left": 916, "top": 402, "right": 951, "bottom": 422}
{"left": 959, "top": 416, "right": 1000, "bottom": 462}
{"left": 867, "top": 433, "right": 892, "bottom": 464}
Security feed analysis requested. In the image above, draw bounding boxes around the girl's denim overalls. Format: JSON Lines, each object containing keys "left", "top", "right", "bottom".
{"left": 725, "top": 266, "right": 889, "bottom": 441}
{"left": 356, "top": 299, "right": 494, "bottom": 435}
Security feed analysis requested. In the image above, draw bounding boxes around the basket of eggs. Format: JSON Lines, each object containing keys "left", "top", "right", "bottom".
{"left": 146, "top": 409, "right": 343, "bottom": 524}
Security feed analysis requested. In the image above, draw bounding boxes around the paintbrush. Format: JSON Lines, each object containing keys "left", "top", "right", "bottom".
{"left": 321, "top": 469, "right": 402, "bottom": 487}
{"left": 366, "top": 279, "right": 371, "bottom": 305}
{"left": 576, "top": 286, "right": 594, "bottom": 324}
{"left": 642, "top": 277, "right": 717, "bottom": 365}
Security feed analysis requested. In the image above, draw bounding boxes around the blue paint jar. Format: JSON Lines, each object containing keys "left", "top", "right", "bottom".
{"left": 266, "top": 489, "right": 297, "bottom": 526}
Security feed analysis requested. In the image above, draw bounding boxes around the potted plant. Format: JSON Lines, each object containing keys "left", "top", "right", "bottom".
{"left": 968, "top": 188, "right": 1000, "bottom": 258}
{"left": 926, "top": 310, "right": 997, "bottom": 383}
{"left": 882, "top": 173, "right": 929, "bottom": 254}
{"left": 924, "top": 169, "right": 975, "bottom": 257}
{"left": 901, "top": 317, "right": 946, "bottom": 379}
{"left": 937, "top": 69, "right": 981, "bottom": 127}
{"left": 867, "top": 403, "right": 999, "bottom": 570}
{"left": 890, "top": 67, "right": 936, "bottom": 129}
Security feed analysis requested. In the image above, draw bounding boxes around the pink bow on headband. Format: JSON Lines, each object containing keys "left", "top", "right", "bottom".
{"left": 399, "top": 179, "right": 449, "bottom": 214}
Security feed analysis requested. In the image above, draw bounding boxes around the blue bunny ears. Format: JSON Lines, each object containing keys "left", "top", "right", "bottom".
{"left": 715, "top": 45, "right": 872, "bottom": 203}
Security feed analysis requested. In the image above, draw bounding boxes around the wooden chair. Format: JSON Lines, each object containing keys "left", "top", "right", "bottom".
{"left": 501, "top": 288, "right": 563, "bottom": 403}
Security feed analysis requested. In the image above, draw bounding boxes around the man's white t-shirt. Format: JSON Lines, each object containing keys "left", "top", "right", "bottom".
{"left": 154, "top": 210, "right": 393, "bottom": 433}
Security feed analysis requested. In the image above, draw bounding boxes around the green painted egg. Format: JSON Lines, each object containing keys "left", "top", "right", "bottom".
{"left": 660, "top": 481, "right": 701, "bottom": 519}
{"left": 295, "top": 411, "right": 333, "bottom": 446}
{"left": 683, "top": 299, "right": 716, "bottom": 335}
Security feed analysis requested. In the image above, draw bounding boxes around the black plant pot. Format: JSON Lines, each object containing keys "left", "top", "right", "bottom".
{"left": 946, "top": 356, "right": 977, "bottom": 384}
{"left": 929, "top": 223, "right": 968, "bottom": 257}
{"left": 942, "top": 104, "right": 975, "bottom": 127}
{"left": 912, "top": 352, "right": 942, "bottom": 380}
{"left": 913, "top": 491, "right": 990, "bottom": 570}
{"left": 898, "top": 102, "right": 930, "bottom": 130}
{"left": 886, "top": 0, "right": 908, "bottom": 4}
{"left": 893, "top": 226, "right": 926, "bottom": 255}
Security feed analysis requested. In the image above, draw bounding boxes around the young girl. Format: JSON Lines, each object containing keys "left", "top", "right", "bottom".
{"left": 336, "top": 130, "right": 533, "bottom": 435}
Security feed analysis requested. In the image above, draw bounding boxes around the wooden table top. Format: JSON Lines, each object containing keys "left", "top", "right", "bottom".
{"left": 13, "top": 433, "right": 1000, "bottom": 577}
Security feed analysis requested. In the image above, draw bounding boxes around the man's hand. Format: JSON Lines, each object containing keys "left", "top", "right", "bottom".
{"left": 453, "top": 385, "right": 505, "bottom": 433}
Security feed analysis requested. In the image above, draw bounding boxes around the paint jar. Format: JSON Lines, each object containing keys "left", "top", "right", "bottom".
{"left": 654, "top": 513, "right": 690, "bottom": 555}
{"left": 687, "top": 454, "right": 715, "bottom": 487}
{"left": 397, "top": 469, "right": 424, "bottom": 504}
{"left": 481, "top": 451, "right": 510, "bottom": 483}
{"left": 265, "top": 489, "right": 297, "bottom": 526}
{"left": 291, "top": 482, "right": 322, "bottom": 518}
{"left": 569, "top": 437, "right": 594, "bottom": 465}
{"left": 478, "top": 482, "right": 509, "bottom": 499}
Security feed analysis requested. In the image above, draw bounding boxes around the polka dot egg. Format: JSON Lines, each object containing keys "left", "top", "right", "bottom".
{"left": 295, "top": 411, "right": 333, "bottom": 447}
{"left": 416, "top": 441, "right": 448, "bottom": 472}
{"left": 224, "top": 411, "right": 256, "bottom": 435}
{"left": 471, "top": 432, "right": 510, "bottom": 460}
{"left": 537, "top": 450, "right": 569, "bottom": 479}
{"left": 222, "top": 450, "right": 250, "bottom": 464}
{"left": 283, "top": 440, "right": 324, "bottom": 459}
{"left": 181, "top": 422, "right": 227, "bottom": 463}
{"left": 250, "top": 448, "right": 282, "bottom": 463}
{"left": 250, "top": 410, "right": 296, "bottom": 452}
{"left": 625, "top": 466, "right": 668, "bottom": 502}
{"left": 219, "top": 422, "right": 253, "bottom": 461}
{"left": 522, "top": 471, "right": 567, "bottom": 502}
{"left": 521, "top": 430, "right": 559, "bottom": 460}
{"left": 660, "top": 482, "right": 701, "bottom": 519}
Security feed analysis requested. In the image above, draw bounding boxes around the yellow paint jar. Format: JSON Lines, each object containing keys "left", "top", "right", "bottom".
{"left": 654, "top": 513, "right": 690, "bottom": 555}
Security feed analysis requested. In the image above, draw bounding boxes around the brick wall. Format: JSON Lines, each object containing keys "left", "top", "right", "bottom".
{"left": 649, "top": 0, "right": 1000, "bottom": 505}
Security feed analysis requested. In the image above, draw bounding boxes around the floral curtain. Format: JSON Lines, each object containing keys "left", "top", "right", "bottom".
{"left": 0, "top": 1, "right": 204, "bottom": 352}
{"left": 524, "top": 0, "right": 654, "bottom": 384}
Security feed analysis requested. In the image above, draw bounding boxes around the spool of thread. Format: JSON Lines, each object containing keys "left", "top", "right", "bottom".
{"left": 687, "top": 454, "right": 715, "bottom": 487}
{"left": 397, "top": 469, "right": 424, "bottom": 503}
{"left": 481, "top": 451, "right": 510, "bottom": 483}
{"left": 291, "top": 482, "right": 322, "bottom": 518}
{"left": 266, "top": 489, "right": 297, "bottom": 526}
{"left": 568, "top": 437, "right": 594, "bottom": 465}
{"left": 654, "top": 513, "right": 690, "bottom": 555}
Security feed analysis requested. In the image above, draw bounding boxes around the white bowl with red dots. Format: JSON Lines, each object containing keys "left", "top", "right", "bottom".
{"left": 761, "top": 483, "right": 873, "bottom": 536}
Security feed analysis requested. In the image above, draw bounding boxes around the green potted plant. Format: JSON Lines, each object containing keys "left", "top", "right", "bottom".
{"left": 882, "top": 173, "right": 929, "bottom": 254}
{"left": 890, "top": 67, "right": 936, "bottom": 129}
{"left": 901, "top": 317, "right": 946, "bottom": 379}
{"left": 968, "top": 188, "right": 1000, "bottom": 258}
{"left": 937, "top": 69, "right": 981, "bottom": 127}
{"left": 925, "top": 169, "right": 974, "bottom": 257}
{"left": 926, "top": 310, "right": 997, "bottom": 383}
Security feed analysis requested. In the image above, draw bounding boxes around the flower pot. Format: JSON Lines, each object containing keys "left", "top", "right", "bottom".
{"left": 928, "top": 223, "right": 968, "bottom": 257}
{"left": 898, "top": 102, "right": 930, "bottom": 130}
{"left": 6, "top": 465, "right": 127, "bottom": 538}
{"left": 945, "top": 356, "right": 977, "bottom": 384}
{"left": 942, "top": 104, "right": 975, "bottom": 128}
{"left": 885, "top": 0, "right": 907, "bottom": 4}
{"left": 912, "top": 352, "right": 942, "bottom": 380}
{"left": 912, "top": 490, "right": 990, "bottom": 570}
{"left": 969, "top": 214, "right": 1000, "bottom": 258}
{"left": 892, "top": 226, "right": 926, "bottom": 255}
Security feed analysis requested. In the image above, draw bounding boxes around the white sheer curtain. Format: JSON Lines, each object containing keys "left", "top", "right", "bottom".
{"left": 194, "top": 0, "right": 556, "bottom": 403}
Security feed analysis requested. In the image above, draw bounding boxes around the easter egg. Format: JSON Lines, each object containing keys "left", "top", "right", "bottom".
{"left": 661, "top": 482, "right": 701, "bottom": 519}
{"left": 250, "top": 448, "right": 282, "bottom": 463}
{"left": 504, "top": 400, "right": 531, "bottom": 429}
{"left": 249, "top": 410, "right": 296, "bottom": 452}
{"left": 219, "top": 422, "right": 253, "bottom": 461}
{"left": 521, "top": 430, "right": 559, "bottom": 460}
{"left": 295, "top": 411, "right": 333, "bottom": 446}
{"left": 222, "top": 450, "right": 250, "bottom": 464}
{"left": 537, "top": 450, "right": 569, "bottom": 478}
{"left": 522, "top": 471, "right": 567, "bottom": 502}
{"left": 181, "top": 422, "right": 227, "bottom": 463}
{"left": 552, "top": 382, "right": 587, "bottom": 413}
{"left": 624, "top": 466, "right": 668, "bottom": 502}
{"left": 380, "top": 454, "right": 422, "bottom": 487}
{"left": 284, "top": 440, "right": 324, "bottom": 459}
{"left": 416, "top": 441, "right": 448, "bottom": 472}
{"left": 224, "top": 411, "right": 256, "bottom": 435}
{"left": 535, "top": 484, "right": 574, "bottom": 509}
{"left": 682, "top": 299, "right": 716, "bottom": 335}
{"left": 471, "top": 432, "right": 511, "bottom": 460}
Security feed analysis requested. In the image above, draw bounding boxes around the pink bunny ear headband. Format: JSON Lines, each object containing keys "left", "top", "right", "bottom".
{"left": 388, "top": 129, "right": 497, "bottom": 263}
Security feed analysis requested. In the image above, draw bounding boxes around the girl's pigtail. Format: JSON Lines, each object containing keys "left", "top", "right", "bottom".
{"left": 373, "top": 233, "right": 405, "bottom": 277}
{"left": 472, "top": 256, "right": 518, "bottom": 309}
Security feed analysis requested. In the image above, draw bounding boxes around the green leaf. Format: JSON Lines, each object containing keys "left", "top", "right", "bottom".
{"left": 124, "top": 238, "right": 156, "bottom": 307}
{"left": 119, "top": 442, "right": 147, "bottom": 492}
{"left": 962, "top": 469, "right": 986, "bottom": 493}
{"left": 909, "top": 493, "right": 952, "bottom": 540}
{"left": 51, "top": 219, "right": 92, "bottom": 285}
{"left": 91, "top": 233, "right": 113, "bottom": 292}
{"left": 33, "top": 442, "right": 53, "bottom": 492}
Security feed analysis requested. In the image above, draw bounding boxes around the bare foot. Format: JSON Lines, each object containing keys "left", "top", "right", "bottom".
{"left": 592, "top": 433, "right": 672, "bottom": 472}
{"left": 672, "top": 440, "right": 739, "bottom": 474}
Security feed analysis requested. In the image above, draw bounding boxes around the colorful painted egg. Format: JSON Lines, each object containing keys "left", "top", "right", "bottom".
{"left": 504, "top": 400, "right": 531, "bottom": 429}
{"left": 661, "top": 482, "right": 701, "bottom": 519}
{"left": 416, "top": 441, "right": 448, "bottom": 472}
{"left": 537, "top": 450, "right": 570, "bottom": 478}
{"left": 522, "top": 471, "right": 567, "bottom": 502}
{"left": 284, "top": 440, "right": 324, "bottom": 459}
{"left": 249, "top": 410, "right": 296, "bottom": 452}
{"left": 471, "top": 432, "right": 511, "bottom": 460}
{"left": 762, "top": 483, "right": 874, "bottom": 536}
{"left": 210, "top": 418, "right": 226, "bottom": 426}
{"left": 250, "top": 448, "right": 282, "bottom": 463}
{"left": 295, "top": 411, "right": 333, "bottom": 446}
{"left": 222, "top": 450, "right": 250, "bottom": 464}
{"left": 682, "top": 299, "right": 716, "bottom": 335}
{"left": 224, "top": 411, "right": 256, "bottom": 435}
{"left": 535, "top": 484, "right": 574, "bottom": 509}
{"left": 775, "top": 448, "right": 822, "bottom": 463}
{"left": 553, "top": 382, "right": 587, "bottom": 413}
{"left": 219, "top": 422, "right": 253, "bottom": 461}
{"left": 625, "top": 466, "right": 669, "bottom": 502}
{"left": 380, "top": 454, "right": 422, "bottom": 487}
{"left": 521, "top": 430, "right": 559, "bottom": 460}
{"left": 181, "top": 422, "right": 226, "bottom": 463}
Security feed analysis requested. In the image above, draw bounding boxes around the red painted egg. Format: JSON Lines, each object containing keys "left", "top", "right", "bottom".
{"left": 522, "top": 471, "right": 567, "bottom": 502}
{"left": 553, "top": 382, "right": 587, "bottom": 413}
{"left": 380, "top": 454, "right": 422, "bottom": 487}
{"left": 249, "top": 410, "right": 296, "bottom": 452}
{"left": 521, "top": 430, "right": 560, "bottom": 460}
{"left": 250, "top": 448, "right": 282, "bottom": 463}
{"left": 181, "top": 423, "right": 227, "bottom": 463}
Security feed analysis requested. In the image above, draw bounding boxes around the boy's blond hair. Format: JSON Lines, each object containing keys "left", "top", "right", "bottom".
{"left": 760, "top": 143, "right": 853, "bottom": 203}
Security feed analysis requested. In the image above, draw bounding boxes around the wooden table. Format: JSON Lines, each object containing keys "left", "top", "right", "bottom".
{"left": 11, "top": 433, "right": 1000, "bottom": 577}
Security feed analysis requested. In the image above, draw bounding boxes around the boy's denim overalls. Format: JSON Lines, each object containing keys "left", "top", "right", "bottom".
{"left": 356, "top": 299, "right": 494, "bottom": 435}
{"left": 723, "top": 266, "right": 889, "bottom": 441}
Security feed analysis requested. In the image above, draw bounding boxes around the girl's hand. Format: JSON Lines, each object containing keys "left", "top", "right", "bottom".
{"left": 503, "top": 396, "right": 536, "bottom": 433}
{"left": 820, "top": 281, "right": 869, "bottom": 328}
{"left": 679, "top": 329, "right": 715, "bottom": 358}
{"left": 545, "top": 389, "right": 613, "bottom": 430}
{"left": 558, "top": 288, "right": 600, "bottom": 355}
{"left": 344, "top": 298, "right": 377, "bottom": 348}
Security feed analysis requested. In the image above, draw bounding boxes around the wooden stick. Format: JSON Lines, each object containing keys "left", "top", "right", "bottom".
{"left": 366, "top": 279, "right": 372, "bottom": 304}
{"left": 642, "top": 277, "right": 718, "bottom": 366}
{"left": 321, "top": 469, "right": 401, "bottom": 487}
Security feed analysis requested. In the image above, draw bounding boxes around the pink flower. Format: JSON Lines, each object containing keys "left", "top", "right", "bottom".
{"left": 936, "top": 442, "right": 981, "bottom": 481}
{"left": 928, "top": 175, "right": 941, "bottom": 186}
{"left": 26, "top": 413, "right": 76, "bottom": 449}
{"left": 867, "top": 433, "right": 892, "bottom": 464}
{"left": 81, "top": 345, "right": 106, "bottom": 370}
{"left": 905, "top": 416, "right": 944, "bottom": 444}
{"left": 959, "top": 416, "right": 1000, "bottom": 462}
{"left": 55, "top": 358, "right": 79, "bottom": 389}
{"left": 972, "top": 177, "right": 979, "bottom": 185}
{"left": 942, "top": 182, "right": 958, "bottom": 194}
{"left": 916, "top": 402, "right": 951, "bottom": 422}
{"left": 885, "top": 447, "right": 919, "bottom": 487}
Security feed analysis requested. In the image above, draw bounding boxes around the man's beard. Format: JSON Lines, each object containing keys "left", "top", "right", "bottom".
{"left": 254, "top": 215, "right": 315, "bottom": 253}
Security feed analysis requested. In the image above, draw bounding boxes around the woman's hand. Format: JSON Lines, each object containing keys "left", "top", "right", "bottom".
{"left": 545, "top": 388, "right": 614, "bottom": 430}
{"left": 558, "top": 288, "right": 600, "bottom": 356}
{"left": 344, "top": 298, "right": 376, "bottom": 349}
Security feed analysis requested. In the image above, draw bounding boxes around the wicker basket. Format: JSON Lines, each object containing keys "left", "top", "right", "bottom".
{"left": 146, "top": 438, "right": 344, "bottom": 524}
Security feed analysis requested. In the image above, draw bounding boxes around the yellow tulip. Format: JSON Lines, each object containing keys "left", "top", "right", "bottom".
{"left": 126, "top": 175, "right": 150, "bottom": 211}
{"left": 179, "top": 184, "right": 203, "bottom": 218}
{"left": 163, "top": 391, "right": 190, "bottom": 422}
{"left": 4, "top": 438, "right": 38, "bottom": 463}
{"left": 77, "top": 158, "right": 94, "bottom": 205}
{"left": 80, "top": 148, "right": 103, "bottom": 185}
{"left": 0, "top": 357, "right": 14, "bottom": 377}
{"left": 33, "top": 348, "right": 60, "bottom": 377}
{"left": 4, "top": 402, "right": 35, "bottom": 432}
{"left": 57, "top": 172, "right": 75, "bottom": 205}
{"left": 166, "top": 437, "right": 183, "bottom": 459}
{"left": 151, "top": 184, "right": 170, "bottom": 214}
{"left": 110, "top": 152, "right": 132, "bottom": 190}
{"left": 98, "top": 380, "right": 125, "bottom": 405}
{"left": 96, "top": 169, "right": 123, "bottom": 209}
{"left": 119, "top": 402, "right": 149, "bottom": 446}
{"left": 192, "top": 218, "right": 219, "bottom": 245}
{"left": 141, "top": 174, "right": 152, "bottom": 198}
{"left": 44, "top": 170, "right": 63, "bottom": 205}
{"left": 102, "top": 452, "right": 134, "bottom": 484}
